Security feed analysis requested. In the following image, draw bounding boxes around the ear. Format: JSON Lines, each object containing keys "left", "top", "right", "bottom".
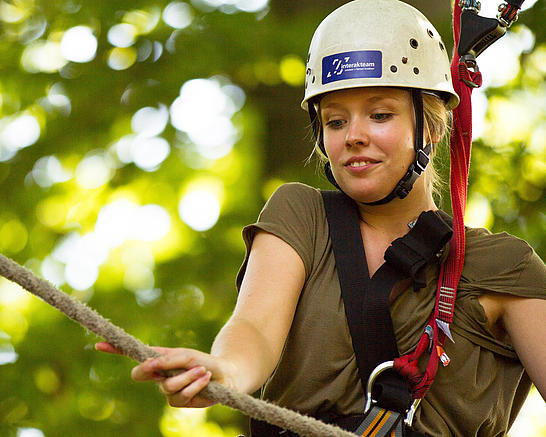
{"left": 426, "top": 133, "right": 441, "bottom": 144}
{"left": 423, "top": 125, "right": 441, "bottom": 145}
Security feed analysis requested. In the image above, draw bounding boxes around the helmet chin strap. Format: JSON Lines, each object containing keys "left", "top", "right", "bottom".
{"left": 317, "top": 88, "right": 432, "bottom": 205}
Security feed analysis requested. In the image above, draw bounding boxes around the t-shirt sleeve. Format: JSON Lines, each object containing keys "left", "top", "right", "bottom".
{"left": 236, "top": 182, "right": 322, "bottom": 290}
{"left": 453, "top": 228, "right": 545, "bottom": 357}
{"left": 459, "top": 228, "right": 546, "bottom": 299}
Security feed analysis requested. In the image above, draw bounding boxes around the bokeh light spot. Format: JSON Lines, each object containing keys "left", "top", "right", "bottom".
{"left": 132, "top": 136, "right": 170, "bottom": 171}
{"left": 178, "top": 189, "right": 221, "bottom": 231}
{"left": 0, "top": 114, "right": 41, "bottom": 153}
{"left": 31, "top": 155, "right": 72, "bottom": 188}
{"left": 75, "top": 153, "right": 114, "bottom": 189}
{"left": 35, "top": 196, "right": 68, "bottom": 229}
{"left": 133, "top": 204, "right": 171, "bottom": 241}
{"left": 33, "top": 366, "right": 61, "bottom": 394}
{"left": 41, "top": 255, "right": 66, "bottom": 287}
{"left": 16, "top": 429, "right": 44, "bottom": 437}
{"left": 169, "top": 78, "right": 245, "bottom": 160}
{"left": 107, "top": 47, "right": 137, "bottom": 70}
{"left": 465, "top": 193, "right": 494, "bottom": 229}
{"left": 108, "top": 23, "right": 137, "bottom": 48}
{"left": 131, "top": 104, "right": 169, "bottom": 137}
{"left": 61, "top": 26, "right": 98, "bottom": 63}
{"left": 65, "top": 259, "right": 99, "bottom": 291}
{"left": 0, "top": 342, "right": 18, "bottom": 365}
{"left": 162, "top": 2, "right": 193, "bottom": 29}
{"left": 280, "top": 55, "right": 305, "bottom": 86}
{"left": 0, "top": 0, "right": 31, "bottom": 23}
{"left": 236, "top": 0, "right": 269, "bottom": 12}
{"left": 0, "top": 219, "right": 28, "bottom": 254}
{"left": 21, "top": 41, "right": 67, "bottom": 73}
{"left": 77, "top": 392, "right": 115, "bottom": 421}
{"left": 124, "top": 8, "right": 161, "bottom": 34}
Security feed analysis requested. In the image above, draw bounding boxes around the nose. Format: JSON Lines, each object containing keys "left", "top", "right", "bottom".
{"left": 345, "top": 117, "right": 369, "bottom": 148}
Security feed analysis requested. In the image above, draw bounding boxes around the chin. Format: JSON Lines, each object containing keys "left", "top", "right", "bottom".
{"left": 340, "top": 184, "right": 386, "bottom": 204}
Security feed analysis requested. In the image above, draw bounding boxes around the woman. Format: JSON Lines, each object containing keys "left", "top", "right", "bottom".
{"left": 98, "top": 1, "right": 546, "bottom": 435}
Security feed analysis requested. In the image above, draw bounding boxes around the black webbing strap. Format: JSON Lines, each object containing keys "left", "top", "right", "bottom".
{"left": 321, "top": 190, "right": 412, "bottom": 414}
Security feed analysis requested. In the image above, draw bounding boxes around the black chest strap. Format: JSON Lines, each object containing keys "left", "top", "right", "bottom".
{"left": 321, "top": 190, "right": 411, "bottom": 414}
{"left": 320, "top": 190, "right": 452, "bottom": 415}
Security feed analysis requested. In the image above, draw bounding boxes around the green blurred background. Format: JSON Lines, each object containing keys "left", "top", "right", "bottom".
{"left": 0, "top": 0, "right": 544, "bottom": 436}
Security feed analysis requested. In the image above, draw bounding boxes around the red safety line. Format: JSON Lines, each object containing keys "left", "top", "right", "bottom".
{"left": 394, "top": 0, "right": 482, "bottom": 400}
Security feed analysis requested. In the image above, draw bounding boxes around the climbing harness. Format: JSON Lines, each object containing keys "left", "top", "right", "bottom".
{"left": 322, "top": 191, "right": 452, "bottom": 437}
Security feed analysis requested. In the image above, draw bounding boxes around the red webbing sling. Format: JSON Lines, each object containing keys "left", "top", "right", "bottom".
{"left": 393, "top": 1, "right": 482, "bottom": 399}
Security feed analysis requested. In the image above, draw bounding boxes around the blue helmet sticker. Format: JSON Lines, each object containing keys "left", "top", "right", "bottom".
{"left": 322, "top": 50, "right": 382, "bottom": 84}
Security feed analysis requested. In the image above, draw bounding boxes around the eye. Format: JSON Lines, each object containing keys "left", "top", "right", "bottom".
{"left": 325, "top": 119, "right": 345, "bottom": 129}
{"left": 371, "top": 113, "right": 392, "bottom": 121}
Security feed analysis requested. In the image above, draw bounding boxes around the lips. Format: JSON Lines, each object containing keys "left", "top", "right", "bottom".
{"left": 345, "top": 156, "right": 379, "bottom": 168}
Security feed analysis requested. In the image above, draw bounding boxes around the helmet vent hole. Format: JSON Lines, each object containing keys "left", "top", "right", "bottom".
{"left": 410, "top": 38, "right": 419, "bottom": 49}
{"left": 312, "top": 76, "right": 316, "bottom": 84}
{"left": 445, "top": 74, "right": 448, "bottom": 80}
{"left": 439, "top": 41, "right": 445, "bottom": 51}
{"left": 413, "top": 67, "right": 420, "bottom": 75}
{"left": 402, "top": 57, "right": 408, "bottom": 64}
{"left": 427, "top": 29, "right": 434, "bottom": 38}
{"left": 390, "top": 65, "right": 398, "bottom": 73}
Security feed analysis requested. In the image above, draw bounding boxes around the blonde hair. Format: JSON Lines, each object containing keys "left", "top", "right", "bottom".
{"left": 309, "top": 90, "right": 451, "bottom": 198}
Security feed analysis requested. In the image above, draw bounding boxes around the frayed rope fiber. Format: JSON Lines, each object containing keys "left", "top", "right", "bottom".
{"left": 0, "top": 253, "right": 355, "bottom": 437}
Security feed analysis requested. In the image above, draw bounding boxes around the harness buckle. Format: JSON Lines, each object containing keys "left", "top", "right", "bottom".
{"left": 363, "top": 361, "right": 422, "bottom": 428}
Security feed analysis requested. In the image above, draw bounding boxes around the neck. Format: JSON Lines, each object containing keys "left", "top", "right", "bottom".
{"left": 357, "top": 189, "right": 437, "bottom": 238}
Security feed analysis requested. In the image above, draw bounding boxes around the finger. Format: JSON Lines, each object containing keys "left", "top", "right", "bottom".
{"left": 167, "top": 371, "right": 212, "bottom": 408}
{"left": 149, "top": 346, "right": 175, "bottom": 355}
{"left": 131, "top": 358, "right": 165, "bottom": 381}
{"left": 95, "top": 342, "right": 124, "bottom": 355}
{"left": 132, "top": 348, "right": 202, "bottom": 381}
{"left": 158, "top": 366, "right": 207, "bottom": 395}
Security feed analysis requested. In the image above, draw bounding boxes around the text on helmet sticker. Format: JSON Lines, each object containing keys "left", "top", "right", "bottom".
{"left": 322, "top": 51, "right": 382, "bottom": 84}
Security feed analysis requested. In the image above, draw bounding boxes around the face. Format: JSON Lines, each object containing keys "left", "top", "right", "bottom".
{"left": 320, "top": 87, "right": 416, "bottom": 204}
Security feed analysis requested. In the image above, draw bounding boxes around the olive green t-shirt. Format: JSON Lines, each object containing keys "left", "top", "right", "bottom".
{"left": 236, "top": 182, "right": 546, "bottom": 437}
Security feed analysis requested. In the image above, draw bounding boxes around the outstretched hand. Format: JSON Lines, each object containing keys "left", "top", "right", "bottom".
{"left": 95, "top": 343, "right": 233, "bottom": 408}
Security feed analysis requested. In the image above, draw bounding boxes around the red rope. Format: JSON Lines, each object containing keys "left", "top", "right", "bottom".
{"left": 394, "top": 1, "right": 482, "bottom": 400}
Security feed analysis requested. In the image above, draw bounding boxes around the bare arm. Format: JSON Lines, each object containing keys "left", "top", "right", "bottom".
{"left": 105, "top": 230, "right": 305, "bottom": 407}
{"left": 211, "top": 230, "right": 306, "bottom": 394}
{"left": 501, "top": 296, "right": 546, "bottom": 400}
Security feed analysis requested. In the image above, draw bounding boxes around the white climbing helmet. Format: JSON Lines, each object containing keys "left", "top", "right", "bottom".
{"left": 301, "top": 0, "right": 459, "bottom": 111}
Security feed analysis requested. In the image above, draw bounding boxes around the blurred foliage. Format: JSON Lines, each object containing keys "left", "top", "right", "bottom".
{"left": 0, "top": 0, "right": 544, "bottom": 436}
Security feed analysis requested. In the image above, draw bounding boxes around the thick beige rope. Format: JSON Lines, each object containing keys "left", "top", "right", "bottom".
{"left": 0, "top": 253, "right": 355, "bottom": 437}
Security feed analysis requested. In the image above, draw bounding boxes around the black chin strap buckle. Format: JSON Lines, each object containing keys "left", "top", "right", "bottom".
{"left": 415, "top": 149, "right": 430, "bottom": 174}
{"left": 393, "top": 145, "right": 431, "bottom": 200}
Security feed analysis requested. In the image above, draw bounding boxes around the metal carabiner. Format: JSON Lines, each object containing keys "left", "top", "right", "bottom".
{"left": 363, "top": 360, "right": 394, "bottom": 415}
{"left": 363, "top": 361, "right": 422, "bottom": 428}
